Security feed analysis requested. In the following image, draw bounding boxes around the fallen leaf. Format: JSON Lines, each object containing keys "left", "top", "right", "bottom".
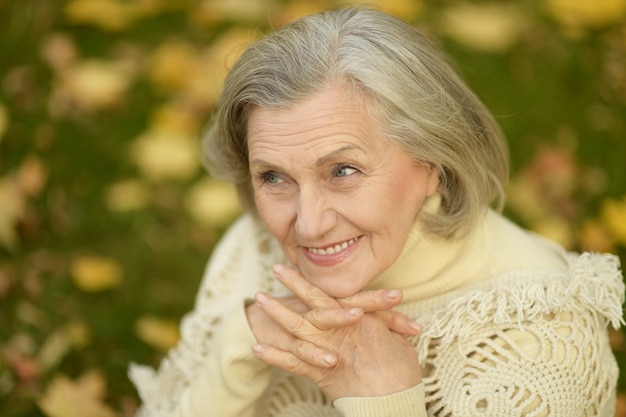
{"left": 194, "top": 0, "right": 274, "bottom": 24}
{"left": 135, "top": 316, "right": 180, "bottom": 352}
{"left": 0, "top": 176, "right": 25, "bottom": 250}
{"left": 105, "top": 179, "right": 150, "bottom": 212}
{"left": 64, "top": 0, "right": 140, "bottom": 32}
{"left": 39, "top": 33, "right": 78, "bottom": 72}
{"left": 546, "top": 0, "right": 626, "bottom": 34}
{"left": 345, "top": 0, "right": 423, "bottom": 20}
{"left": 530, "top": 216, "right": 575, "bottom": 249}
{"left": 17, "top": 155, "right": 48, "bottom": 197}
{"left": 440, "top": 3, "right": 527, "bottom": 53}
{"left": 50, "top": 59, "right": 133, "bottom": 114}
{"left": 70, "top": 256, "right": 124, "bottom": 292}
{"left": 184, "top": 178, "right": 241, "bottom": 228}
{"left": 37, "top": 329, "right": 73, "bottom": 373}
{"left": 0, "top": 101, "right": 8, "bottom": 142}
{"left": 130, "top": 128, "right": 200, "bottom": 182}
{"left": 38, "top": 370, "right": 117, "bottom": 417}
{"left": 5, "top": 351, "right": 40, "bottom": 383}
{"left": 600, "top": 196, "right": 626, "bottom": 244}
{"left": 150, "top": 103, "right": 200, "bottom": 137}
{"left": 147, "top": 39, "right": 198, "bottom": 92}
{"left": 578, "top": 219, "right": 615, "bottom": 253}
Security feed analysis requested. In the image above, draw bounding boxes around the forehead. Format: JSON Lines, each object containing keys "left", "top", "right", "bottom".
{"left": 246, "top": 86, "right": 384, "bottom": 157}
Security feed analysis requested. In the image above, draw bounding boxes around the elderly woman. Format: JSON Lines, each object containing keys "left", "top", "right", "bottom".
{"left": 130, "top": 8, "right": 624, "bottom": 417}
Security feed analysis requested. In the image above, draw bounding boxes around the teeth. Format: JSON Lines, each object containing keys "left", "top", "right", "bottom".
{"left": 308, "top": 238, "right": 357, "bottom": 255}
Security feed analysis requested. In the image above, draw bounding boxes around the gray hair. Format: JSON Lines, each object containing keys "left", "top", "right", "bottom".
{"left": 202, "top": 7, "right": 509, "bottom": 239}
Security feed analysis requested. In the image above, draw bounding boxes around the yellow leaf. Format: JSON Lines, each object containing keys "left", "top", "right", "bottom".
{"left": 530, "top": 217, "right": 575, "bottom": 249}
{"left": 38, "top": 371, "right": 117, "bottom": 417}
{"left": 0, "top": 101, "right": 8, "bottom": 142}
{"left": 40, "top": 33, "right": 78, "bottom": 72}
{"left": 600, "top": 197, "right": 626, "bottom": 244}
{"left": 0, "top": 177, "right": 25, "bottom": 250}
{"left": 17, "top": 155, "right": 47, "bottom": 197}
{"left": 135, "top": 316, "right": 180, "bottom": 352}
{"left": 184, "top": 178, "right": 242, "bottom": 228}
{"left": 51, "top": 59, "right": 133, "bottom": 113}
{"left": 105, "top": 179, "right": 150, "bottom": 212}
{"left": 130, "top": 128, "right": 200, "bottom": 182}
{"left": 343, "top": 0, "right": 423, "bottom": 20}
{"left": 147, "top": 40, "right": 198, "bottom": 92}
{"left": 190, "top": 28, "right": 256, "bottom": 108}
{"left": 578, "top": 219, "right": 615, "bottom": 253}
{"left": 440, "top": 3, "right": 527, "bottom": 53}
{"left": 271, "top": 0, "right": 332, "bottom": 26}
{"left": 70, "top": 256, "right": 124, "bottom": 292}
{"left": 194, "top": 0, "right": 274, "bottom": 24}
{"left": 546, "top": 0, "right": 626, "bottom": 34}
{"left": 64, "top": 0, "right": 140, "bottom": 32}
{"left": 151, "top": 103, "right": 200, "bottom": 137}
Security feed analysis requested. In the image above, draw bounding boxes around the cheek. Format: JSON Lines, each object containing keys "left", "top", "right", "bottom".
{"left": 255, "top": 194, "right": 292, "bottom": 240}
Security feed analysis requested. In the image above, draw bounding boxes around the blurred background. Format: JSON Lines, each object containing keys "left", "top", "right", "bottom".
{"left": 0, "top": 0, "right": 625, "bottom": 416}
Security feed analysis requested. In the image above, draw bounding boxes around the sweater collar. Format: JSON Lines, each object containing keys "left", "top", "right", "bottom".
{"left": 367, "top": 194, "right": 486, "bottom": 301}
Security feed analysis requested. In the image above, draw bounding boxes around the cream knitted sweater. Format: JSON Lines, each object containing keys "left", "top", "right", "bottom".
{"left": 130, "top": 205, "right": 624, "bottom": 417}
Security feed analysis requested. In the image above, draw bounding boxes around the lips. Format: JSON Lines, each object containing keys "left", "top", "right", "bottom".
{"left": 306, "top": 237, "right": 359, "bottom": 256}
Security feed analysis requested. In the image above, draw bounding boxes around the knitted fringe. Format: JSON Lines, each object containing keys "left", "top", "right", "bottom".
{"left": 415, "top": 251, "right": 625, "bottom": 364}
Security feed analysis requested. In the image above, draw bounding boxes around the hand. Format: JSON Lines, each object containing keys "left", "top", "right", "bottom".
{"left": 249, "top": 264, "right": 422, "bottom": 400}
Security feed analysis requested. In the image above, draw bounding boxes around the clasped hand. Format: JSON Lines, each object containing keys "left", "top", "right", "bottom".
{"left": 246, "top": 263, "right": 423, "bottom": 400}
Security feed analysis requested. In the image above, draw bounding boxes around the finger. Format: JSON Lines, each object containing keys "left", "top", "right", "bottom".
{"left": 306, "top": 306, "right": 364, "bottom": 330}
{"left": 338, "top": 288, "right": 403, "bottom": 311}
{"left": 256, "top": 292, "right": 362, "bottom": 334}
{"left": 376, "top": 310, "right": 422, "bottom": 336}
{"left": 253, "top": 343, "right": 333, "bottom": 374}
{"left": 272, "top": 264, "right": 339, "bottom": 309}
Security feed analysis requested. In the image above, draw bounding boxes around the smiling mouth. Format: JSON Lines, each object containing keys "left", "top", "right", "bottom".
{"left": 307, "top": 237, "right": 359, "bottom": 256}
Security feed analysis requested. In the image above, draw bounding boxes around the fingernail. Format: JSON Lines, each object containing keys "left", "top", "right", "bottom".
{"left": 408, "top": 321, "right": 422, "bottom": 333}
{"left": 346, "top": 308, "right": 362, "bottom": 318}
{"left": 386, "top": 289, "right": 402, "bottom": 300}
{"left": 323, "top": 353, "right": 337, "bottom": 366}
{"left": 272, "top": 264, "right": 286, "bottom": 276}
{"left": 252, "top": 344, "right": 264, "bottom": 354}
{"left": 255, "top": 292, "right": 269, "bottom": 304}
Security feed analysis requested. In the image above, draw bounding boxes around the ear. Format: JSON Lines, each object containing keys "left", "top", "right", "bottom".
{"left": 425, "top": 165, "right": 440, "bottom": 197}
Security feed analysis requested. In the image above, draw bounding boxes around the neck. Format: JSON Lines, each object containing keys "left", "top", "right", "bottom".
{"left": 367, "top": 196, "right": 486, "bottom": 301}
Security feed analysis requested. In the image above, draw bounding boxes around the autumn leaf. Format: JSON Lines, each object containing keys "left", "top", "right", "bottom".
{"left": 135, "top": 316, "right": 180, "bottom": 352}
{"left": 70, "top": 256, "right": 124, "bottom": 292}
{"left": 193, "top": 0, "right": 274, "bottom": 24}
{"left": 185, "top": 178, "right": 242, "bottom": 228}
{"left": 578, "top": 219, "right": 616, "bottom": 253}
{"left": 147, "top": 39, "right": 198, "bottom": 92}
{"left": 64, "top": 0, "right": 141, "bottom": 32}
{"left": 38, "top": 370, "right": 117, "bottom": 417}
{"left": 600, "top": 196, "right": 626, "bottom": 244}
{"left": 130, "top": 128, "right": 200, "bottom": 182}
{"left": 439, "top": 3, "right": 527, "bottom": 53}
{"left": 345, "top": 0, "right": 423, "bottom": 20}
{"left": 546, "top": 0, "right": 626, "bottom": 35}
{"left": 49, "top": 59, "right": 134, "bottom": 114}
{"left": 105, "top": 179, "right": 150, "bottom": 212}
{"left": 0, "top": 176, "right": 26, "bottom": 250}
{"left": 0, "top": 101, "right": 8, "bottom": 142}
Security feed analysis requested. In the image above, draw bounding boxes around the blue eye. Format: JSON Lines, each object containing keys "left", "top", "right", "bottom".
{"left": 261, "top": 172, "right": 282, "bottom": 184}
{"left": 335, "top": 165, "right": 359, "bottom": 177}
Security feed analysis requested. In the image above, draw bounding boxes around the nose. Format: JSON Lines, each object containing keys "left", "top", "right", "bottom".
{"left": 294, "top": 184, "right": 337, "bottom": 241}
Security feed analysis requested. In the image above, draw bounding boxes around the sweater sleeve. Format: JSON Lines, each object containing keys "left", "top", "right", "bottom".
{"left": 334, "top": 384, "right": 427, "bottom": 417}
{"left": 176, "top": 301, "right": 272, "bottom": 417}
{"left": 129, "top": 215, "right": 282, "bottom": 417}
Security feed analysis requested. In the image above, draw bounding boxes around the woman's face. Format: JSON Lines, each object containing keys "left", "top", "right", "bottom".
{"left": 247, "top": 85, "right": 439, "bottom": 298}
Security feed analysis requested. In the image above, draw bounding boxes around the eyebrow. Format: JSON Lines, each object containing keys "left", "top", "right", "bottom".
{"left": 315, "top": 145, "right": 363, "bottom": 167}
{"left": 250, "top": 145, "right": 364, "bottom": 170}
